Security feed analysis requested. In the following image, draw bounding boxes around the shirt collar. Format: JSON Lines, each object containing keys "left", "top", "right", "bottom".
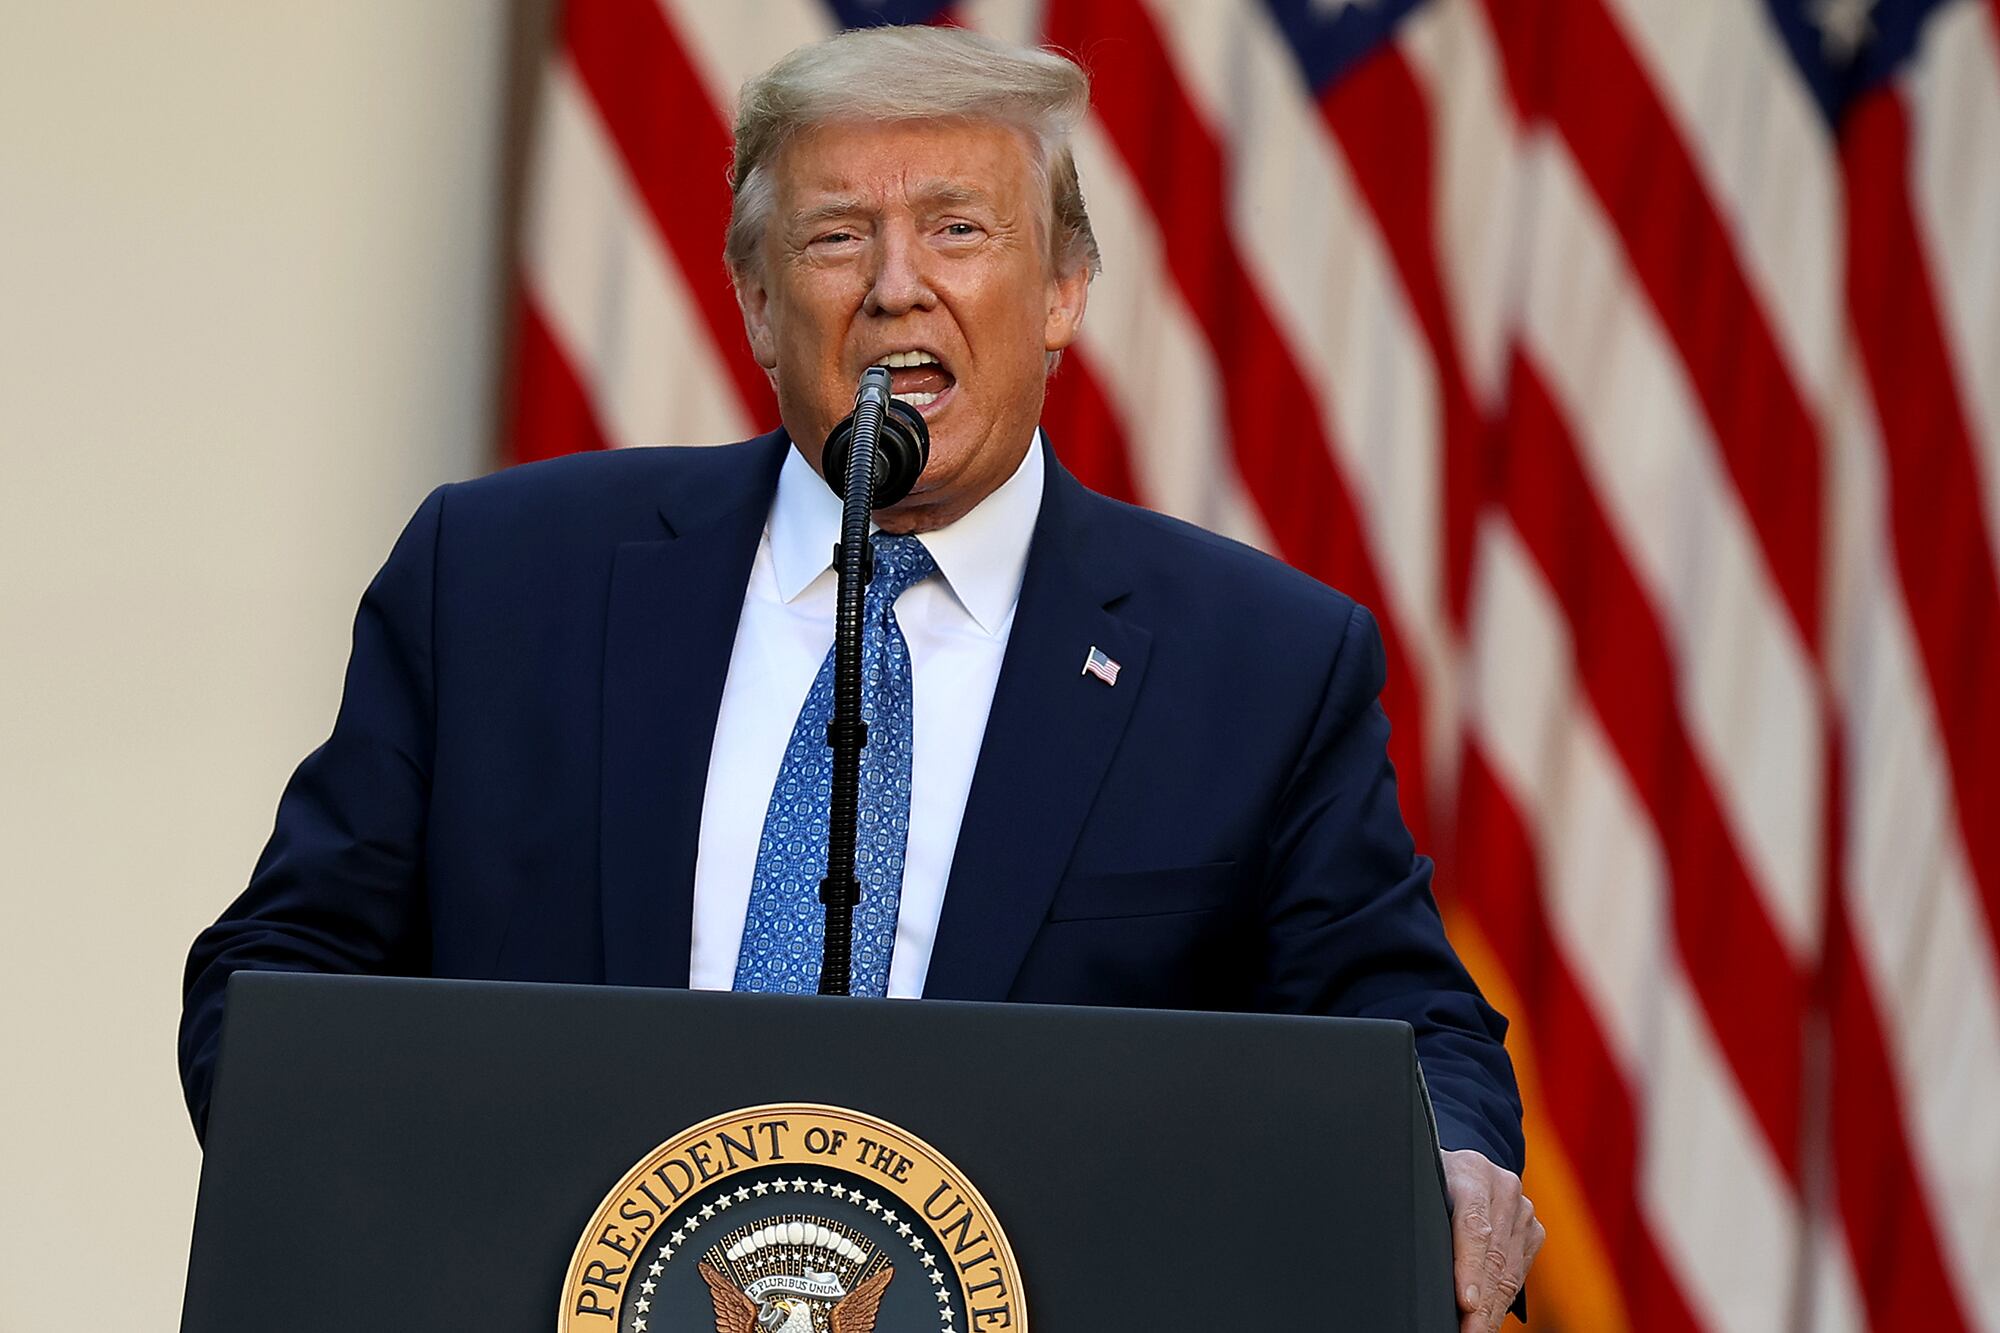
{"left": 768, "top": 431, "right": 1045, "bottom": 636}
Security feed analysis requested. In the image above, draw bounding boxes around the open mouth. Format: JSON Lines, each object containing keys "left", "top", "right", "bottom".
{"left": 870, "top": 349, "right": 957, "bottom": 413}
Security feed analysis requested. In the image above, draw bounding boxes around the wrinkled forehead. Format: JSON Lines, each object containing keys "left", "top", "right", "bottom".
{"left": 768, "top": 117, "right": 1040, "bottom": 220}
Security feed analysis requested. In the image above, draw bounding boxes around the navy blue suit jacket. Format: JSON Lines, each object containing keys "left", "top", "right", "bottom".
{"left": 180, "top": 432, "right": 1522, "bottom": 1168}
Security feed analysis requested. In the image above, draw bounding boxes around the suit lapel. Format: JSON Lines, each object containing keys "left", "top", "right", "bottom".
{"left": 600, "top": 434, "right": 789, "bottom": 987}
{"left": 924, "top": 448, "right": 1151, "bottom": 1000}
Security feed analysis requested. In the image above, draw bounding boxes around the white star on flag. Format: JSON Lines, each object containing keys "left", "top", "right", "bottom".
{"left": 1808, "top": 0, "right": 1876, "bottom": 62}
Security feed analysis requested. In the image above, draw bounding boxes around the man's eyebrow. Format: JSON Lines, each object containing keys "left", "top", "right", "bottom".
{"left": 787, "top": 197, "right": 868, "bottom": 230}
{"left": 786, "top": 182, "right": 993, "bottom": 231}
{"left": 908, "top": 180, "right": 988, "bottom": 210}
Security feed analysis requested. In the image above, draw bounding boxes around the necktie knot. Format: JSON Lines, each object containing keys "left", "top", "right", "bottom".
{"left": 868, "top": 534, "right": 936, "bottom": 605}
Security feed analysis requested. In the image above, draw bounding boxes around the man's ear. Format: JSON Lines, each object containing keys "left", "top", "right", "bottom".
{"left": 1042, "top": 261, "right": 1090, "bottom": 354}
{"left": 734, "top": 267, "right": 779, "bottom": 369}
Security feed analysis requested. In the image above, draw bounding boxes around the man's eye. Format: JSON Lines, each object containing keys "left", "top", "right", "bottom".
{"left": 815, "top": 231, "right": 856, "bottom": 245}
{"left": 942, "top": 222, "right": 980, "bottom": 237}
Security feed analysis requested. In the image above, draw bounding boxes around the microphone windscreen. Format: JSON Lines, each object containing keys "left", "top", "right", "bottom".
{"left": 821, "top": 392, "right": 931, "bottom": 509}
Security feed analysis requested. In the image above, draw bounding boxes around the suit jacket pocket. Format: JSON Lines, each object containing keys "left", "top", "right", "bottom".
{"left": 1045, "top": 861, "right": 1242, "bottom": 922}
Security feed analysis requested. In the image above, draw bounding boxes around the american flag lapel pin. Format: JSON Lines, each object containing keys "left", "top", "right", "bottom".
{"left": 1081, "top": 645, "right": 1122, "bottom": 686}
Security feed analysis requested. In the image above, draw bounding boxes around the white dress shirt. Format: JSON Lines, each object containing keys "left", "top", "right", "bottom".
{"left": 687, "top": 434, "right": 1044, "bottom": 997}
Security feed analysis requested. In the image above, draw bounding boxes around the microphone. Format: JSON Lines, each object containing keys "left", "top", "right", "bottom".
{"left": 821, "top": 367, "right": 930, "bottom": 508}
{"left": 814, "top": 368, "right": 930, "bottom": 996}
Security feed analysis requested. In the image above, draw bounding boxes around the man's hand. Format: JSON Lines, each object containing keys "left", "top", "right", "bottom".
{"left": 1444, "top": 1148, "right": 1543, "bottom": 1331}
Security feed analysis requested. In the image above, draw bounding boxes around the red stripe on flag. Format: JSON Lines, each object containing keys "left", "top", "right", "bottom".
{"left": 503, "top": 293, "right": 614, "bottom": 464}
{"left": 1820, "top": 740, "right": 1974, "bottom": 1330}
{"left": 1841, "top": 89, "right": 2000, "bottom": 970}
{"left": 1045, "top": 0, "right": 1434, "bottom": 846}
{"left": 1041, "top": 351, "right": 1141, "bottom": 504}
{"left": 1501, "top": 353, "right": 1807, "bottom": 1179}
{"left": 1824, "top": 942, "right": 1976, "bottom": 1330}
{"left": 1483, "top": 0, "right": 1824, "bottom": 649}
{"left": 1457, "top": 749, "right": 1706, "bottom": 1331}
{"left": 562, "top": 0, "right": 778, "bottom": 431}
{"left": 1317, "top": 43, "right": 1486, "bottom": 628}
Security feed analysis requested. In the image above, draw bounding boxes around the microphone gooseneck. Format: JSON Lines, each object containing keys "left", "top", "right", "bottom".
{"left": 816, "top": 367, "right": 931, "bottom": 996}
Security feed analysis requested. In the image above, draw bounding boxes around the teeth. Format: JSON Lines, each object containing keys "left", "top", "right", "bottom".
{"left": 872, "top": 350, "right": 939, "bottom": 368}
{"left": 892, "top": 390, "right": 940, "bottom": 408}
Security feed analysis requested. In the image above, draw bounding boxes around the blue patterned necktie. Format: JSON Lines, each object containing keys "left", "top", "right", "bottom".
{"left": 733, "top": 533, "right": 937, "bottom": 996}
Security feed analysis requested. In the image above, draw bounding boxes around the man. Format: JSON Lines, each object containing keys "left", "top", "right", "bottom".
{"left": 181, "top": 25, "right": 1540, "bottom": 1329}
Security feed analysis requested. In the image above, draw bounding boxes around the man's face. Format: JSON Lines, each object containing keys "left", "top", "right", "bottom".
{"left": 734, "top": 118, "right": 1090, "bottom": 531}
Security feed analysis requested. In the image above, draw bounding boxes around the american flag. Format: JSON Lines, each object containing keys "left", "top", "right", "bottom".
{"left": 503, "top": 1, "right": 2000, "bottom": 1328}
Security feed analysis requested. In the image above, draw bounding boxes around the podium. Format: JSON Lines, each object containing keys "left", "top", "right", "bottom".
{"left": 182, "top": 972, "right": 1459, "bottom": 1331}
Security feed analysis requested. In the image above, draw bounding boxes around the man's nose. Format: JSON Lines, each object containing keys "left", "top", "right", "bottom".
{"left": 862, "top": 224, "right": 935, "bottom": 317}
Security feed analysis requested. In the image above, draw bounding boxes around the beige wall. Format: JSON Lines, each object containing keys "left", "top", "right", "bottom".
{"left": 0, "top": 5, "right": 511, "bottom": 1325}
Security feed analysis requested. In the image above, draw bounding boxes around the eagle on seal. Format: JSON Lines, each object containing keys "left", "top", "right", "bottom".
{"left": 698, "top": 1261, "right": 893, "bottom": 1333}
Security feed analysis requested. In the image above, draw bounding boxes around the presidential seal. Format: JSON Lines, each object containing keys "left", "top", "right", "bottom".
{"left": 559, "top": 1104, "right": 1025, "bottom": 1333}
